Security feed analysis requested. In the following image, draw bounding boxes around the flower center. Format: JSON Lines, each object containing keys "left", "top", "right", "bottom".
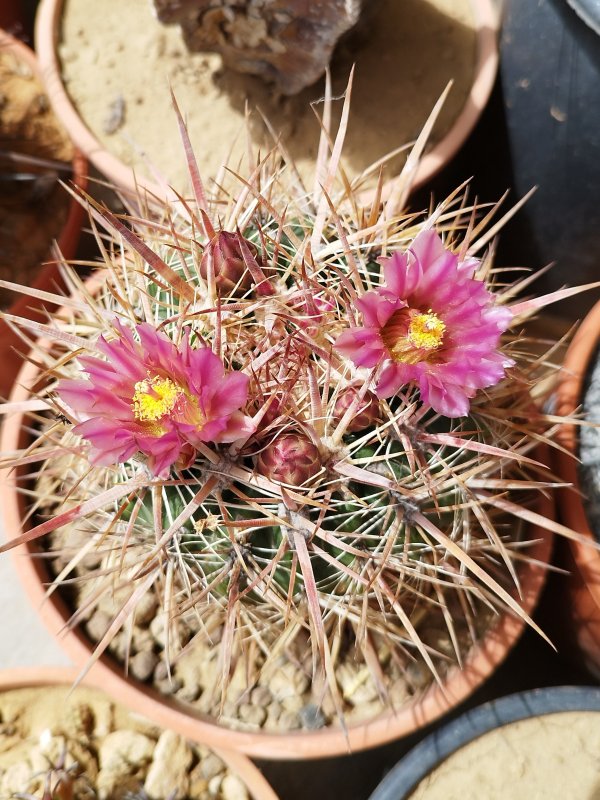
{"left": 407, "top": 311, "right": 446, "bottom": 350}
{"left": 132, "top": 376, "right": 182, "bottom": 422}
{"left": 382, "top": 309, "right": 446, "bottom": 364}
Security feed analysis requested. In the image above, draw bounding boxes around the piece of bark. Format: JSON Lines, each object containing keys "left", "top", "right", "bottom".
{"left": 151, "top": 0, "right": 365, "bottom": 95}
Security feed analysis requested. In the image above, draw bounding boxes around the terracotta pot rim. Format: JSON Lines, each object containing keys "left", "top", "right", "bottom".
{"left": 1, "top": 329, "right": 553, "bottom": 759}
{"left": 34, "top": 0, "right": 499, "bottom": 201}
{"left": 0, "top": 666, "right": 278, "bottom": 800}
{"left": 553, "top": 299, "right": 600, "bottom": 598}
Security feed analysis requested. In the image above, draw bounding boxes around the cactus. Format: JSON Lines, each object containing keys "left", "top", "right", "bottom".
{"left": 0, "top": 86, "right": 589, "bottom": 725}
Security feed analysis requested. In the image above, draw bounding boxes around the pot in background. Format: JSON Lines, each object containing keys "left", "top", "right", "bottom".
{"left": 0, "top": 30, "right": 88, "bottom": 399}
{"left": 554, "top": 298, "right": 600, "bottom": 676}
{"left": 34, "top": 0, "right": 498, "bottom": 201}
{"left": 0, "top": 666, "right": 278, "bottom": 800}
{"left": 368, "top": 685, "right": 600, "bottom": 799}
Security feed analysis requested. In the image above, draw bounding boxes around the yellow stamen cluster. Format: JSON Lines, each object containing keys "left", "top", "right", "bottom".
{"left": 407, "top": 311, "right": 446, "bottom": 351}
{"left": 132, "top": 376, "right": 182, "bottom": 422}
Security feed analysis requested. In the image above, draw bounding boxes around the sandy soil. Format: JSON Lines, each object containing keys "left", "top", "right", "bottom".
{"left": 58, "top": 0, "right": 477, "bottom": 194}
{"left": 410, "top": 710, "right": 600, "bottom": 799}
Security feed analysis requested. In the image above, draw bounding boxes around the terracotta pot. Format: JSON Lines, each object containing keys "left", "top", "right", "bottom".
{"left": 34, "top": 0, "right": 498, "bottom": 201}
{"left": 553, "top": 299, "right": 600, "bottom": 676}
{"left": 0, "top": 336, "right": 554, "bottom": 759}
{"left": 0, "top": 666, "right": 279, "bottom": 800}
{"left": 0, "top": 30, "right": 88, "bottom": 399}
{"left": 368, "top": 685, "right": 600, "bottom": 799}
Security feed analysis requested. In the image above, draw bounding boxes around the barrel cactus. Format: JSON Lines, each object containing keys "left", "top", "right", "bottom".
{"left": 0, "top": 91, "right": 584, "bottom": 726}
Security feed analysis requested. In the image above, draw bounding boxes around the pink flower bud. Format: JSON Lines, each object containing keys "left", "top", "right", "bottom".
{"left": 333, "top": 387, "right": 381, "bottom": 432}
{"left": 257, "top": 396, "right": 283, "bottom": 430}
{"left": 174, "top": 442, "right": 197, "bottom": 471}
{"left": 256, "top": 433, "right": 321, "bottom": 486}
{"left": 200, "top": 231, "right": 256, "bottom": 295}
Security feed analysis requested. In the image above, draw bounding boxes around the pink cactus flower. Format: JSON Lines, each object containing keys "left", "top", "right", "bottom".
{"left": 335, "top": 230, "right": 514, "bottom": 418}
{"left": 58, "top": 321, "right": 255, "bottom": 476}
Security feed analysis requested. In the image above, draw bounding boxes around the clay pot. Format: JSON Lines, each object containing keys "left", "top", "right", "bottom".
{"left": 553, "top": 299, "right": 600, "bottom": 675}
{"left": 0, "top": 30, "right": 88, "bottom": 398}
{"left": 0, "top": 666, "right": 279, "bottom": 800}
{"left": 0, "top": 337, "right": 554, "bottom": 760}
{"left": 34, "top": 0, "right": 498, "bottom": 201}
{"left": 368, "top": 686, "right": 600, "bottom": 799}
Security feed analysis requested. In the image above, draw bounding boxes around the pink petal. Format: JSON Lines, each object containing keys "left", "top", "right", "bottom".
{"left": 214, "top": 411, "right": 256, "bottom": 443}
{"left": 335, "top": 328, "right": 385, "bottom": 368}
{"left": 376, "top": 362, "right": 416, "bottom": 398}
{"left": 188, "top": 347, "right": 226, "bottom": 393}
{"left": 409, "top": 229, "right": 447, "bottom": 268}
{"left": 355, "top": 290, "right": 403, "bottom": 328}
{"left": 207, "top": 371, "right": 250, "bottom": 416}
{"left": 382, "top": 250, "right": 423, "bottom": 299}
{"left": 75, "top": 418, "right": 139, "bottom": 464}
{"left": 138, "top": 324, "right": 180, "bottom": 371}
{"left": 137, "top": 430, "right": 183, "bottom": 477}
{"left": 419, "top": 374, "right": 471, "bottom": 418}
{"left": 96, "top": 332, "right": 144, "bottom": 379}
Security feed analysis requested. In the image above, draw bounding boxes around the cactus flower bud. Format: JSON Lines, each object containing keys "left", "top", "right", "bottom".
{"left": 174, "top": 442, "right": 197, "bottom": 472}
{"left": 256, "top": 432, "right": 321, "bottom": 486}
{"left": 257, "top": 396, "right": 283, "bottom": 430}
{"left": 200, "top": 230, "right": 256, "bottom": 295}
{"left": 333, "top": 387, "right": 381, "bottom": 432}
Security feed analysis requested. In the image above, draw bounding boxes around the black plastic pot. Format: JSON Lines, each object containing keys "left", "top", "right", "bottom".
{"left": 566, "top": 0, "right": 600, "bottom": 35}
{"left": 368, "top": 686, "right": 600, "bottom": 800}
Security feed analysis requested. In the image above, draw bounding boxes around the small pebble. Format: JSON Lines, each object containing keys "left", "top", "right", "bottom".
{"left": 130, "top": 650, "right": 159, "bottom": 682}
{"left": 154, "top": 659, "right": 183, "bottom": 693}
{"left": 238, "top": 703, "right": 266, "bottom": 727}
{"left": 103, "top": 94, "right": 126, "bottom": 135}
{"left": 154, "top": 660, "right": 169, "bottom": 681}
{"left": 221, "top": 773, "right": 249, "bottom": 800}
{"left": 281, "top": 695, "right": 303, "bottom": 713}
{"left": 198, "top": 752, "right": 225, "bottom": 780}
{"left": 85, "top": 610, "right": 111, "bottom": 642}
{"left": 132, "top": 627, "right": 155, "bottom": 653}
{"left": 266, "top": 701, "right": 282, "bottom": 723}
{"left": 176, "top": 683, "right": 201, "bottom": 703}
{"left": 299, "top": 704, "right": 325, "bottom": 730}
{"left": 156, "top": 676, "right": 183, "bottom": 694}
{"left": 250, "top": 685, "right": 272, "bottom": 707}
{"left": 135, "top": 593, "right": 159, "bottom": 626}
{"left": 269, "top": 663, "right": 309, "bottom": 701}
{"left": 405, "top": 660, "right": 430, "bottom": 690}
{"left": 99, "top": 729, "right": 154, "bottom": 773}
{"left": 388, "top": 678, "right": 409, "bottom": 707}
{"left": 277, "top": 710, "right": 300, "bottom": 731}
{"left": 144, "top": 730, "right": 192, "bottom": 799}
